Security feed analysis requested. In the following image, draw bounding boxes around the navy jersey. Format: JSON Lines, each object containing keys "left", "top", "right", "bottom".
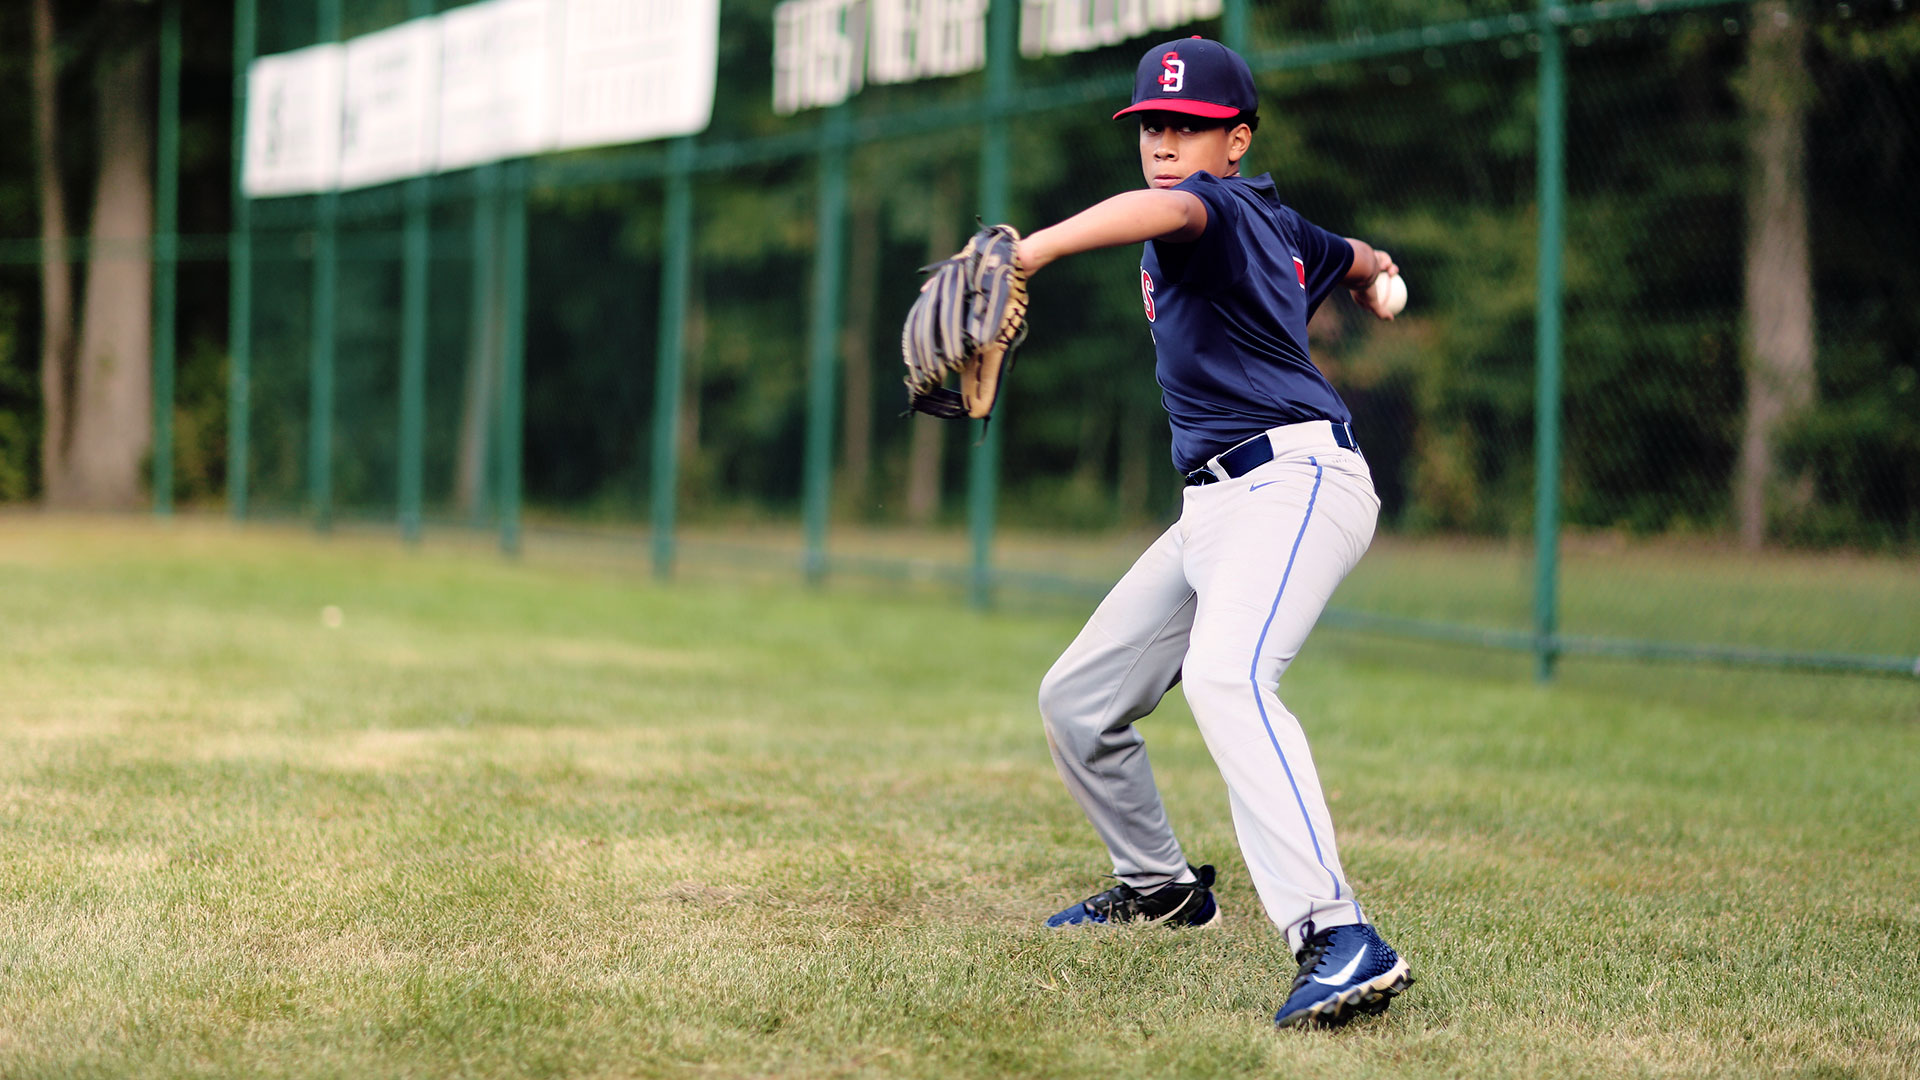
{"left": 1141, "top": 171, "right": 1356, "bottom": 473}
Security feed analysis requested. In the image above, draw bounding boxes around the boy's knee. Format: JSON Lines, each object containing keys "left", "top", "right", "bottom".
{"left": 1037, "top": 662, "right": 1074, "bottom": 731}
{"left": 1038, "top": 660, "right": 1104, "bottom": 758}
{"left": 1178, "top": 654, "right": 1251, "bottom": 713}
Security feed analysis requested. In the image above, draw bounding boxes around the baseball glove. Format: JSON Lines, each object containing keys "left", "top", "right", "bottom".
{"left": 901, "top": 223, "right": 1029, "bottom": 421}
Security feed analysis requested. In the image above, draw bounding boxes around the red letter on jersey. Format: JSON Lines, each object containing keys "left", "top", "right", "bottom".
{"left": 1141, "top": 270, "right": 1156, "bottom": 321}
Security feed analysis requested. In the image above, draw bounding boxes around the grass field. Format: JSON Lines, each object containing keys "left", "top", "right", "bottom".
{"left": 2, "top": 516, "right": 1916, "bottom": 1078}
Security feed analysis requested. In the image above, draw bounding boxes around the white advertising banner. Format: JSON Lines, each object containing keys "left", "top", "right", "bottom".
{"left": 1019, "top": 0, "right": 1223, "bottom": 59}
{"left": 242, "top": 0, "right": 719, "bottom": 198}
{"left": 868, "top": 0, "right": 987, "bottom": 86}
{"left": 555, "top": 0, "right": 720, "bottom": 151}
{"left": 242, "top": 44, "right": 344, "bottom": 197}
{"left": 338, "top": 19, "right": 441, "bottom": 191}
{"left": 771, "top": 0, "right": 1006, "bottom": 113}
{"left": 772, "top": 0, "right": 867, "bottom": 115}
{"left": 436, "top": 0, "right": 559, "bottom": 172}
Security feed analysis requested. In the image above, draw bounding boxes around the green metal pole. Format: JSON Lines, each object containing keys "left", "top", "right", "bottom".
{"left": 969, "top": 0, "right": 1016, "bottom": 610}
{"left": 152, "top": 0, "right": 180, "bottom": 516}
{"left": 398, "top": 0, "right": 432, "bottom": 544}
{"left": 227, "top": 0, "right": 255, "bottom": 521}
{"left": 399, "top": 176, "right": 429, "bottom": 544}
{"left": 468, "top": 164, "right": 499, "bottom": 526}
{"left": 650, "top": 138, "right": 695, "bottom": 580}
{"left": 310, "top": 189, "right": 337, "bottom": 533}
{"left": 1222, "top": 0, "right": 1250, "bottom": 49}
{"left": 309, "top": 0, "right": 341, "bottom": 533}
{"left": 802, "top": 107, "right": 850, "bottom": 586}
{"left": 496, "top": 162, "right": 528, "bottom": 557}
{"left": 1532, "top": 5, "right": 1566, "bottom": 681}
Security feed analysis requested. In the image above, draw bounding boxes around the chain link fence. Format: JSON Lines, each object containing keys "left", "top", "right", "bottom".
{"left": 175, "top": 0, "right": 1920, "bottom": 676}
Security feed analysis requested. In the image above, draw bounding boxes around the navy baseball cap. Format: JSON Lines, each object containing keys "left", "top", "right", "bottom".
{"left": 1113, "top": 36, "right": 1257, "bottom": 121}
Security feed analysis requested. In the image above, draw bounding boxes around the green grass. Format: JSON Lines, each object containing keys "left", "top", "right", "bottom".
{"left": 1, "top": 516, "right": 1916, "bottom": 1078}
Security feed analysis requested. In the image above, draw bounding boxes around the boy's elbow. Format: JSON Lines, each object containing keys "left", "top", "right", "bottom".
{"left": 1162, "top": 191, "right": 1207, "bottom": 241}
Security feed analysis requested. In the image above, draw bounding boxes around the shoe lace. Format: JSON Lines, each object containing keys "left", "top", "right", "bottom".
{"left": 1081, "top": 877, "right": 1141, "bottom": 917}
{"left": 1290, "top": 919, "right": 1337, "bottom": 990}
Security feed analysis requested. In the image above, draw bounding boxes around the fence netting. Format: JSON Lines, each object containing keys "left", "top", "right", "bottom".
{"left": 235, "top": 0, "right": 1918, "bottom": 670}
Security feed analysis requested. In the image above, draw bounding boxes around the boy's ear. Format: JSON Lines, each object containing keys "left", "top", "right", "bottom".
{"left": 1228, "top": 122, "right": 1253, "bottom": 164}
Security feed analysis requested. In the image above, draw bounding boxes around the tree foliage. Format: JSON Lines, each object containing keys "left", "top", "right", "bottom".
{"left": 0, "top": 0, "right": 1914, "bottom": 548}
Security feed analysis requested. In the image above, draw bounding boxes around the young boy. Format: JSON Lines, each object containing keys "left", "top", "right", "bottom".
{"left": 1015, "top": 36, "right": 1413, "bottom": 1029}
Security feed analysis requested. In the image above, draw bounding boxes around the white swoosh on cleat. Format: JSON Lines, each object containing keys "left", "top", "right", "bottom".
{"left": 1146, "top": 893, "right": 1194, "bottom": 923}
{"left": 1310, "top": 946, "right": 1367, "bottom": 986}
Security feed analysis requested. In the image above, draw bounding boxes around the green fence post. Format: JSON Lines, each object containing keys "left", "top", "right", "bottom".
{"left": 398, "top": 0, "right": 432, "bottom": 544}
{"left": 228, "top": 0, "right": 255, "bottom": 521}
{"left": 496, "top": 162, "right": 528, "bottom": 557}
{"left": 650, "top": 138, "right": 695, "bottom": 580}
{"left": 152, "top": 0, "right": 180, "bottom": 516}
{"left": 969, "top": 0, "right": 1016, "bottom": 610}
{"left": 468, "top": 164, "right": 499, "bottom": 526}
{"left": 803, "top": 107, "right": 850, "bottom": 586}
{"left": 309, "top": 0, "right": 341, "bottom": 534}
{"left": 310, "top": 190, "right": 337, "bottom": 533}
{"left": 399, "top": 175, "right": 429, "bottom": 545}
{"left": 1532, "top": 4, "right": 1566, "bottom": 681}
{"left": 1221, "top": 0, "right": 1250, "bottom": 49}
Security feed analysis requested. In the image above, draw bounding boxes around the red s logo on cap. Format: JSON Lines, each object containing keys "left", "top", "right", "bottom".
{"left": 1159, "top": 51, "right": 1185, "bottom": 93}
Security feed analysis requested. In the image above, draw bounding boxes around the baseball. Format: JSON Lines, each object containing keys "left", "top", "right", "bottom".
{"left": 1370, "top": 271, "right": 1408, "bottom": 316}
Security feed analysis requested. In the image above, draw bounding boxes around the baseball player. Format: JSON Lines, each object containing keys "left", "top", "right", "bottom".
{"left": 1015, "top": 37, "right": 1413, "bottom": 1029}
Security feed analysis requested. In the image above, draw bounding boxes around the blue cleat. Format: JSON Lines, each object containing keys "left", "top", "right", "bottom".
{"left": 1273, "top": 922, "right": 1413, "bottom": 1029}
{"left": 1045, "top": 864, "right": 1220, "bottom": 928}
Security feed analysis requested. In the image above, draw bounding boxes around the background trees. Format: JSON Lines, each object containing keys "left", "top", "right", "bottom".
{"left": 1, "top": 1, "right": 1914, "bottom": 548}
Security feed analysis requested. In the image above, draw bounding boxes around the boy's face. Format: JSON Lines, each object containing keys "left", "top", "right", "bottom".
{"left": 1137, "top": 113, "right": 1252, "bottom": 189}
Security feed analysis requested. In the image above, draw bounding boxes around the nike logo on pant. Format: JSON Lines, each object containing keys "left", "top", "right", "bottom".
{"left": 1249, "top": 480, "right": 1281, "bottom": 492}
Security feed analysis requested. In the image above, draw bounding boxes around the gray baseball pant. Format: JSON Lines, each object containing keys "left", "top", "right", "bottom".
{"left": 1038, "top": 421, "right": 1380, "bottom": 951}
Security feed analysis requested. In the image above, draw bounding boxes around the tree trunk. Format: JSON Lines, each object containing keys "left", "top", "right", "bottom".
{"left": 838, "top": 197, "right": 880, "bottom": 514}
{"left": 903, "top": 184, "right": 960, "bottom": 526}
{"left": 61, "top": 40, "right": 154, "bottom": 508}
{"left": 1734, "top": 0, "right": 1815, "bottom": 549}
{"left": 31, "top": 0, "right": 76, "bottom": 501}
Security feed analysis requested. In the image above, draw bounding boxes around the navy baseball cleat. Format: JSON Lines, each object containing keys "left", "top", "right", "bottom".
{"left": 1045, "top": 864, "right": 1220, "bottom": 928}
{"left": 1273, "top": 922, "right": 1413, "bottom": 1029}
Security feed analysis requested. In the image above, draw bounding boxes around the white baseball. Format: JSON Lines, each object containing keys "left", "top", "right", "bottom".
{"left": 1370, "top": 271, "right": 1408, "bottom": 316}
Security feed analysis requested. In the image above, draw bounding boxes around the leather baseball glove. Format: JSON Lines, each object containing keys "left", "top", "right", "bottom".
{"left": 901, "top": 223, "right": 1029, "bottom": 421}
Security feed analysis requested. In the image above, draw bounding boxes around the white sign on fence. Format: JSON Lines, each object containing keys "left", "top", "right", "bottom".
{"left": 770, "top": 0, "right": 1217, "bottom": 114}
{"left": 555, "top": 0, "right": 720, "bottom": 151}
{"left": 1018, "top": 0, "right": 1223, "bottom": 59}
{"left": 773, "top": 0, "right": 994, "bottom": 114}
{"left": 241, "top": 0, "right": 719, "bottom": 198}
{"left": 773, "top": 0, "right": 868, "bottom": 116}
{"left": 436, "top": 0, "right": 560, "bottom": 172}
{"left": 868, "top": 0, "right": 988, "bottom": 85}
{"left": 243, "top": 44, "right": 344, "bottom": 197}
{"left": 339, "top": 19, "right": 441, "bottom": 190}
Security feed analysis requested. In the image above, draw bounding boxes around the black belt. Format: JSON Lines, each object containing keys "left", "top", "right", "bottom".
{"left": 1185, "top": 422, "right": 1359, "bottom": 486}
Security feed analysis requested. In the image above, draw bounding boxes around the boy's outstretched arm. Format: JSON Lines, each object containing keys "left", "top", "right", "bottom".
{"left": 1017, "top": 190, "right": 1208, "bottom": 274}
